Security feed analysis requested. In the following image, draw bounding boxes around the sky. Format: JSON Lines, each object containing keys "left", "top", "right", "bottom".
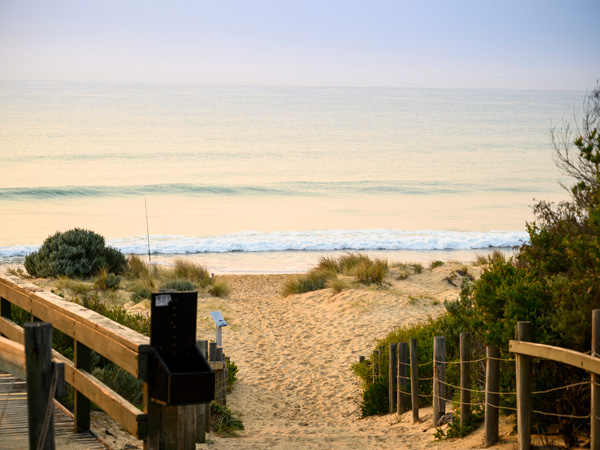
{"left": 0, "top": 0, "right": 599, "bottom": 89}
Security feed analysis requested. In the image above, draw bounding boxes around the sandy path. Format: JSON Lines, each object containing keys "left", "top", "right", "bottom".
{"left": 194, "top": 267, "right": 492, "bottom": 449}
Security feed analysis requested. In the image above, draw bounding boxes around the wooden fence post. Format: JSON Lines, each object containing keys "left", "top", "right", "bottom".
{"left": 398, "top": 342, "right": 409, "bottom": 414}
{"left": 74, "top": 340, "right": 91, "bottom": 432}
{"left": 196, "top": 340, "right": 209, "bottom": 444}
{"left": 389, "top": 343, "right": 397, "bottom": 413}
{"left": 410, "top": 338, "right": 419, "bottom": 423}
{"left": 485, "top": 346, "right": 500, "bottom": 447}
{"left": 433, "top": 336, "right": 446, "bottom": 425}
{"left": 516, "top": 321, "right": 532, "bottom": 450}
{"left": 592, "top": 310, "right": 600, "bottom": 450}
{"left": 373, "top": 349, "right": 379, "bottom": 381}
{"left": 25, "top": 322, "right": 55, "bottom": 450}
{"left": 460, "top": 332, "right": 471, "bottom": 428}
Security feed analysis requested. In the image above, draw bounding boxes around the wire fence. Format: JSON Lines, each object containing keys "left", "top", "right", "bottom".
{"left": 359, "top": 323, "right": 599, "bottom": 447}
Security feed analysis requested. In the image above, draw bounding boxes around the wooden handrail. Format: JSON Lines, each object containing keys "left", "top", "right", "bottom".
{"left": 0, "top": 273, "right": 150, "bottom": 378}
{"left": 0, "top": 271, "right": 148, "bottom": 439}
{"left": 509, "top": 340, "right": 600, "bottom": 375}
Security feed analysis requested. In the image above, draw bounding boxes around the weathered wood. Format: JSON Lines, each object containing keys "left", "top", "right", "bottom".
{"left": 0, "top": 316, "right": 26, "bottom": 344}
{"left": 0, "top": 276, "right": 149, "bottom": 378}
{"left": 209, "top": 342, "right": 218, "bottom": 362}
{"left": 359, "top": 355, "right": 365, "bottom": 363}
{"left": 516, "top": 322, "right": 532, "bottom": 450}
{"left": 195, "top": 339, "right": 210, "bottom": 443}
{"left": 398, "top": 342, "right": 408, "bottom": 414}
{"left": 74, "top": 340, "right": 91, "bottom": 433}
{"left": 460, "top": 332, "right": 471, "bottom": 428}
{"left": 25, "top": 322, "right": 55, "bottom": 450}
{"left": 410, "top": 338, "right": 419, "bottom": 423}
{"left": 485, "top": 346, "right": 500, "bottom": 447}
{"left": 592, "top": 310, "right": 600, "bottom": 450}
{"left": 433, "top": 336, "right": 446, "bottom": 425}
{"left": 147, "top": 404, "right": 196, "bottom": 450}
{"left": 509, "top": 340, "right": 600, "bottom": 374}
{"left": 389, "top": 342, "right": 397, "bottom": 413}
{"left": 195, "top": 403, "right": 207, "bottom": 443}
{"left": 55, "top": 348, "right": 147, "bottom": 438}
{"left": 0, "top": 334, "right": 27, "bottom": 380}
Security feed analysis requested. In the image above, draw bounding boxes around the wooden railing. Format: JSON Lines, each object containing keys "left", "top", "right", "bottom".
{"left": 0, "top": 271, "right": 150, "bottom": 439}
{"left": 509, "top": 314, "right": 600, "bottom": 450}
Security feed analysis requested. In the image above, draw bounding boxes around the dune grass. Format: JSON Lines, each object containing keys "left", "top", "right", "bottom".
{"left": 283, "top": 253, "right": 390, "bottom": 296}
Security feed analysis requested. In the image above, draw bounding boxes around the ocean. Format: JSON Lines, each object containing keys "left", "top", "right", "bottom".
{"left": 0, "top": 81, "right": 583, "bottom": 272}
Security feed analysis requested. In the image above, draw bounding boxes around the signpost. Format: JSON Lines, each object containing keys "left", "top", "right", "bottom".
{"left": 210, "top": 311, "right": 228, "bottom": 347}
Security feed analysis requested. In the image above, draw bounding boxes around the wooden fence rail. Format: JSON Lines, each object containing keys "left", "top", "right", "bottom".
{"left": 362, "top": 309, "right": 600, "bottom": 449}
{"left": 0, "top": 271, "right": 227, "bottom": 448}
{"left": 509, "top": 312, "right": 600, "bottom": 450}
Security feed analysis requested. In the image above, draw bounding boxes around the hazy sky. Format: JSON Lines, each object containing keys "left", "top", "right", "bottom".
{"left": 1, "top": 0, "right": 598, "bottom": 88}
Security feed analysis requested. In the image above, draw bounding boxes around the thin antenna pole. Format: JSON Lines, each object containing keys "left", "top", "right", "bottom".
{"left": 145, "top": 198, "right": 152, "bottom": 263}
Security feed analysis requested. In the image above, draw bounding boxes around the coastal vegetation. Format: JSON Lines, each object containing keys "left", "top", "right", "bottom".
{"left": 14, "top": 238, "right": 237, "bottom": 427}
{"left": 24, "top": 228, "right": 127, "bottom": 278}
{"left": 282, "top": 253, "right": 390, "bottom": 296}
{"left": 354, "top": 83, "right": 600, "bottom": 443}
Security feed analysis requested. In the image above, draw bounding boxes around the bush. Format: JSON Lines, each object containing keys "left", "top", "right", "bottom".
{"left": 25, "top": 228, "right": 126, "bottom": 278}
{"left": 94, "top": 267, "right": 122, "bottom": 291}
{"left": 160, "top": 279, "right": 196, "bottom": 292}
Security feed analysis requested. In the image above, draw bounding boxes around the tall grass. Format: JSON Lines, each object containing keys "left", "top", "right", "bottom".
{"left": 283, "top": 253, "right": 390, "bottom": 295}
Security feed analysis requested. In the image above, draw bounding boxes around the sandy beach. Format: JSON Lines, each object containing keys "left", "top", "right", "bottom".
{"left": 85, "top": 261, "right": 535, "bottom": 450}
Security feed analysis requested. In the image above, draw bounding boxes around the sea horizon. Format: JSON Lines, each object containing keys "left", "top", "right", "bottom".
{"left": 0, "top": 81, "right": 581, "bottom": 272}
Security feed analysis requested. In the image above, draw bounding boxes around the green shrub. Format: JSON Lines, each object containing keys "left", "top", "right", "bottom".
{"left": 429, "top": 260, "right": 444, "bottom": 269}
{"left": 226, "top": 359, "right": 238, "bottom": 391}
{"left": 25, "top": 228, "right": 126, "bottom": 278}
{"left": 410, "top": 263, "right": 423, "bottom": 274}
{"left": 359, "top": 378, "right": 389, "bottom": 417}
{"left": 92, "top": 365, "right": 144, "bottom": 409}
{"left": 160, "top": 279, "right": 196, "bottom": 292}
{"left": 210, "top": 402, "right": 244, "bottom": 435}
{"left": 94, "top": 267, "right": 122, "bottom": 291}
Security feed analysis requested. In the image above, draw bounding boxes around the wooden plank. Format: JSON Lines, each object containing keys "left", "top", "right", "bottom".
{"left": 209, "top": 361, "right": 225, "bottom": 371}
{"left": 0, "top": 276, "right": 149, "bottom": 378}
{"left": 509, "top": 340, "right": 600, "bottom": 375}
{"left": 485, "top": 346, "right": 500, "bottom": 447}
{"left": 593, "top": 310, "right": 600, "bottom": 450}
{"left": 460, "top": 332, "right": 471, "bottom": 429}
{"left": 410, "top": 338, "right": 419, "bottom": 423}
{"left": 515, "top": 322, "right": 532, "bottom": 450}
{"left": 25, "top": 322, "right": 55, "bottom": 449}
{"left": 0, "top": 335, "right": 27, "bottom": 380}
{"left": 0, "top": 317, "right": 26, "bottom": 345}
{"left": 53, "top": 351, "right": 146, "bottom": 438}
{"left": 0, "top": 274, "right": 149, "bottom": 349}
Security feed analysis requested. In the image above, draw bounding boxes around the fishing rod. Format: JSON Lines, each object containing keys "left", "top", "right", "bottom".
{"left": 145, "top": 198, "right": 152, "bottom": 263}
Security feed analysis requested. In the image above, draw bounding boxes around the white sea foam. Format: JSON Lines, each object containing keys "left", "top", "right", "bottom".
{"left": 110, "top": 229, "right": 528, "bottom": 255}
{"left": 0, "top": 229, "right": 529, "bottom": 258}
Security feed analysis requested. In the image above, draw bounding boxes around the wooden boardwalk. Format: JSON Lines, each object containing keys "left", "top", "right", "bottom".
{"left": 0, "top": 372, "right": 106, "bottom": 449}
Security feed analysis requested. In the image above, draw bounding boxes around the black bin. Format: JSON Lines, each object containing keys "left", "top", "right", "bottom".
{"left": 148, "top": 291, "right": 215, "bottom": 406}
